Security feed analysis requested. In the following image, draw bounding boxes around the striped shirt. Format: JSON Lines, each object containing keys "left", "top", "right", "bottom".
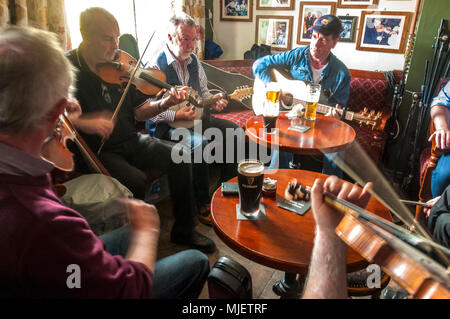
{"left": 149, "top": 45, "right": 211, "bottom": 123}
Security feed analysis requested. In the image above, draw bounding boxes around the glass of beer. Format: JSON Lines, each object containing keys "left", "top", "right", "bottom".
{"left": 263, "top": 82, "right": 280, "bottom": 134}
{"left": 304, "top": 83, "right": 321, "bottom": 121}
{"left": 237, "top": 160, "right": 264, "bottom": 216}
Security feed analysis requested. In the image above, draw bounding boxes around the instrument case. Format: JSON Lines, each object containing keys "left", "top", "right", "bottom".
{"left": 207, "top": 256, "right": 252, "bottom": 299}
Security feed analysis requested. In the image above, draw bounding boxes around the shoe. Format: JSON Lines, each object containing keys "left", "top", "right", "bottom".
{"left": 198, "top": 205, "right": 212, "bottom": 226}
{"left": 171, "top": 230, "right": 217, "bottom": 254}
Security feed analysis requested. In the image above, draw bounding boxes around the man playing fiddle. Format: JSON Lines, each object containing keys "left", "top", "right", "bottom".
{"left": 147, "top": 13, "right": 242, "bottom": 225}
{"left": 0, "top": 26, "right": 210, "bottom": 298}
{"left": 66, "top": 7, "right": 216, "bottom": 253}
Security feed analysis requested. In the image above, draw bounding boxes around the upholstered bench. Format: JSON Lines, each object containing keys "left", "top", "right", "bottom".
{"left": 204, "top": 59, "right": 401, "bottom": 165}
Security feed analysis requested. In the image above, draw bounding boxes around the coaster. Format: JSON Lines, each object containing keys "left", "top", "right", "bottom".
{"left": 288, "top": 125, "right": 310, "bottom": 133}
{"left": 236, "top": 203, "right": 267, "bottom": 220}
{"left": 276, "top": 195, "right": 311, "bottom": 216}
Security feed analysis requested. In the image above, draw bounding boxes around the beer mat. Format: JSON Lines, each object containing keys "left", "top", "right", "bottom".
{"left": 288, "top": 125, "right": 310, "bottom": 133}
{"left": 276, "top": 195, "right": 311, "bottom": 216}
{"left": 236, "top": 204, "right": 267, "bottom": 220}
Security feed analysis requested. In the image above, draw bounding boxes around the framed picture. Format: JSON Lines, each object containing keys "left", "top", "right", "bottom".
{"left": 220, "top": 0, "right": 253, "bottom": 22}
{"left": 256, "top": 0, "right": 295, "bottom": 10}
{"left": 297, "top": 2, "right": 336, "bottom": 45}
{"left": 255, "top": 15, "right": 293, "bottom": 51}
{"left": 337, "top": 0, "right": 378, "bottom": 9}
{"left": 338, "top": 16, "right": 358, "bottom": 42}
{"left": 356, "top": 11, "right": 411, "bottom": 53}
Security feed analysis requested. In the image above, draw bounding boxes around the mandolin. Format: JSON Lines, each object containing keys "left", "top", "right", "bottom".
{"left": 253, "top": 68, "right": 383, "bottom": 131}
{"left": 167, "top": 86, "right": 253, "bottom": 129}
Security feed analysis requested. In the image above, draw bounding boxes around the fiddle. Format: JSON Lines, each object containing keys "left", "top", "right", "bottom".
{"left": 324, "top": 191, "right": 450, "bottom": 299}
{"left": 96, "top": 50, "right": 206, "bottom": 108}
{"left": 285, "top": 180, "right": 450, "bottom": 299}
{"left": 41, "top": 113, "right": 111, "bottom": 176}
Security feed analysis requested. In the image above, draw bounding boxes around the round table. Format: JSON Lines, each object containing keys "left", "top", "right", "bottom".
{"left": 245, "top": 112, "right": 356, "bottom": 155}
{"left": 211, "top": 169, "right": 391, "bottom": 276}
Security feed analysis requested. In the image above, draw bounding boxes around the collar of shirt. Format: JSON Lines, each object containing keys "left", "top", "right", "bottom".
{"left": 163, "top": 45, "right": 193, "bottom": 85}
{"left": 0, "top": 142, "right": 54, "bottom": 176}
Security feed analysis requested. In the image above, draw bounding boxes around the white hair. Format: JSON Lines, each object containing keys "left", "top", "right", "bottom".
{"left": 168, "top": 12, "right": 196, "bottom": 36}
{"left": 0, "top": 26, "right": 75, "bottom": 134}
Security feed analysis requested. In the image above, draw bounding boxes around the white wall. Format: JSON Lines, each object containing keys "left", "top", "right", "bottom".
{"left": 212, "top": 0, "right": 418, "bottom": 72}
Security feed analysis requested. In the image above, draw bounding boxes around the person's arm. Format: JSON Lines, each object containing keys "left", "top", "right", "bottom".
{"left": 252, "top": 49, "right": 296, "bottom": 83}
{"left": 124, "top": 200, "right": 160, "bottom": 273}
{"left": 429, "top": 105, "right": 450, "bottom": 150}
{"left": 134, "top": 87, "right": 189, "bottom": 121}
{"left": 302, "top": 176, "right": 372, "bottom": 299}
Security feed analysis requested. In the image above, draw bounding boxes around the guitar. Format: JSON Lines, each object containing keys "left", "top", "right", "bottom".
{"left": 253, "top": 68, "right": 383, "bottom": 131}
{"left": 167, "top": 86, "right": 253, "bottom": 129}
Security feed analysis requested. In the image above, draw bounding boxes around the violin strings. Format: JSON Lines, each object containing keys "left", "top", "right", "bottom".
{"left": 320, "top": 140, "right": 450, "bottom": 267}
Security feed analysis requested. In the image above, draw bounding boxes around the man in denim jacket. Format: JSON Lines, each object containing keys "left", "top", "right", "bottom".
{"left": 253, "top": 15, "right": 350, "bottom": 175}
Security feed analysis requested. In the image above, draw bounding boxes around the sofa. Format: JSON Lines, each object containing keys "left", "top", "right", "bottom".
{"left": 204, "top": 59, "right": 402, "bottom": 165}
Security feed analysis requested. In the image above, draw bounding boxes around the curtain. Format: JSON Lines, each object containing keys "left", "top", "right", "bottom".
{"left": 180, "top": 0, "right": 205, "bottom": 60}
{"left": 0, "top": 0, "right": 70, "bottom": 50}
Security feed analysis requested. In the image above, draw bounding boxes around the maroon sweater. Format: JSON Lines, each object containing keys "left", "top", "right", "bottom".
{"left": 0, "top": 173, "right": 153, "bottom": 298}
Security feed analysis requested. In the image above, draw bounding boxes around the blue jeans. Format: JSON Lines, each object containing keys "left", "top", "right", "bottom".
{"left": 432, "top": 152, "right": 450, "bottom": 198}
{"left": 100, "top": 226, "right": 210, "bottom": 298}
{"left": 268, "top": 150, "right": 343, "bottom": 178}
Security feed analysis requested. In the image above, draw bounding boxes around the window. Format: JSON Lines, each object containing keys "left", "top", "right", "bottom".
{"left": 65, "top": 0, "right": 175, "bottom": 64}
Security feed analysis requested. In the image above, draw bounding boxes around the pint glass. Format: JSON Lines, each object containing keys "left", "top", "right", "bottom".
{"left": 304, "top": 83, "right": 321, "bottom": 121}
{"left": 263, "top": 82, "right": 280, "bottom": 134}
{"left": 237, "top": 160, "right": 264, "bottom": 216}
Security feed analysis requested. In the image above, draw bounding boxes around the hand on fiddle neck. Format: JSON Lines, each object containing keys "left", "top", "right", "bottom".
{"left": 72, "top": 110, "right": 114, "bottom": 140}
{"left": 311, "top": 176, "right": 372, "bottom": 234}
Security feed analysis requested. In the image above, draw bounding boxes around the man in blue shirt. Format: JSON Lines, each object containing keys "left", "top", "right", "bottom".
{"left": 429, "top": 81, "right": 450, "bottom": 198}
{"left": 253, "top": 15, "right": 350, "bottom": 175}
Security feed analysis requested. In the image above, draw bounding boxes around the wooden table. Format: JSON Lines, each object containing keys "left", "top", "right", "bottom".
{"left": 211, "top": 169, "right": 391, "bottom": 277}
{"left": 245, "top": 112, "right": 356, "bottom": 155}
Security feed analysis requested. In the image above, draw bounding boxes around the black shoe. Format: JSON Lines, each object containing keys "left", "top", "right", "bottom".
{"left": 171, "top": 230, "right": 216, "bottom": 254}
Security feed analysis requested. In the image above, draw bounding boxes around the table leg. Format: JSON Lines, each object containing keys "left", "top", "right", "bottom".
{"left": 272, "top": 272, "right": 305, "bottom": 299}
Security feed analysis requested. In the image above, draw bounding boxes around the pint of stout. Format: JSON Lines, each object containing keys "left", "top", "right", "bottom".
{"left": 238, "top": 160, "right": 264, "bottom": 216}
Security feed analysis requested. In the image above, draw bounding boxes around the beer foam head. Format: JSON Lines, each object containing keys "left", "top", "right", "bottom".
{"left": 238, "top": 160, "right": 264, "bottom": 176}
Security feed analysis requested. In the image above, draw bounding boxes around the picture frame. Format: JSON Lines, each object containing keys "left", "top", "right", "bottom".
{"left": 220, "top": 0, "right": 253, "bottom": 22}
{"left": 356, "top": 11, "right": 411, "bottom": 54}
{"left": 337, "top": 0, "right": 379, "bottom": 9}
{"left": 296, "top": 2, "right": 336, "bottom": 45}
{"left": 338, "top": 16, "right": 358, "bottom": 43}
{"left": 256, "top": 0, "right": 295, "bottom": 11}
{"left": 255, "top": 15, "right": 293, "bottom": 51}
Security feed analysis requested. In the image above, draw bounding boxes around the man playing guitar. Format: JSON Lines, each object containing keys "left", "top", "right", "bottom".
{"left": 253, "top": 14, "right": 350, "bottom": 176}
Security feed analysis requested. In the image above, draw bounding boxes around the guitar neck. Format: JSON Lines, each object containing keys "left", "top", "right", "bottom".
{"left": 292, "top": 97, "right": 355, "bottom": 121}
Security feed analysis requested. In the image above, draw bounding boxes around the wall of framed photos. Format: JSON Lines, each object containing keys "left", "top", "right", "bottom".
{"left": 212, "top": 0, "right": 419, "bottom": 72}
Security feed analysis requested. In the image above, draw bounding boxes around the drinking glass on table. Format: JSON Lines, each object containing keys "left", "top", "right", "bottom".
{"left": 262, "top": 82, "right": 280, "bottom": 134}
{"left": 304, "top": 83, "right": 321, "bottom": 121}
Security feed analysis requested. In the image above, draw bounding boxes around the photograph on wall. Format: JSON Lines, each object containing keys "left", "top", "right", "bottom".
{"left": 256, "top": 15, "right": 293, "bottom": 50}
{"left": 220, "top": 0, "right": 253, "bottom": 22}
{"left": 297, "top": 2, "right": 336, "bottom": 45}
{"left": 337, "top": 0, "right": 378, "bottom": 9}
{"left": 356, "top": 11, "right": 411, "bottom": 53}
{"left": 338, "top": 16, "right": 358, "bottom": 42}
{"left": 256, "top": 0, "right": 295, "bottom": 10}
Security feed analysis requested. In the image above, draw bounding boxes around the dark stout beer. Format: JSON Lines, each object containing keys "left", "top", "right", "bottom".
{"left": 263, "top": 116, "right": 277, "bottom": 132}
{"left": 238, "top": 160, "right": 264, "bottom": 216}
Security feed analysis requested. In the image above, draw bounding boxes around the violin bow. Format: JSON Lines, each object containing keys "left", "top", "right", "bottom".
{"left": 97, "top": 31, "right": 156, "bottom": 155}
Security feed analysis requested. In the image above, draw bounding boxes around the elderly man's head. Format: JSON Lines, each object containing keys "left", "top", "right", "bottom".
{"left": 0, "top": 27, "right": 74, "bottom": 135}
